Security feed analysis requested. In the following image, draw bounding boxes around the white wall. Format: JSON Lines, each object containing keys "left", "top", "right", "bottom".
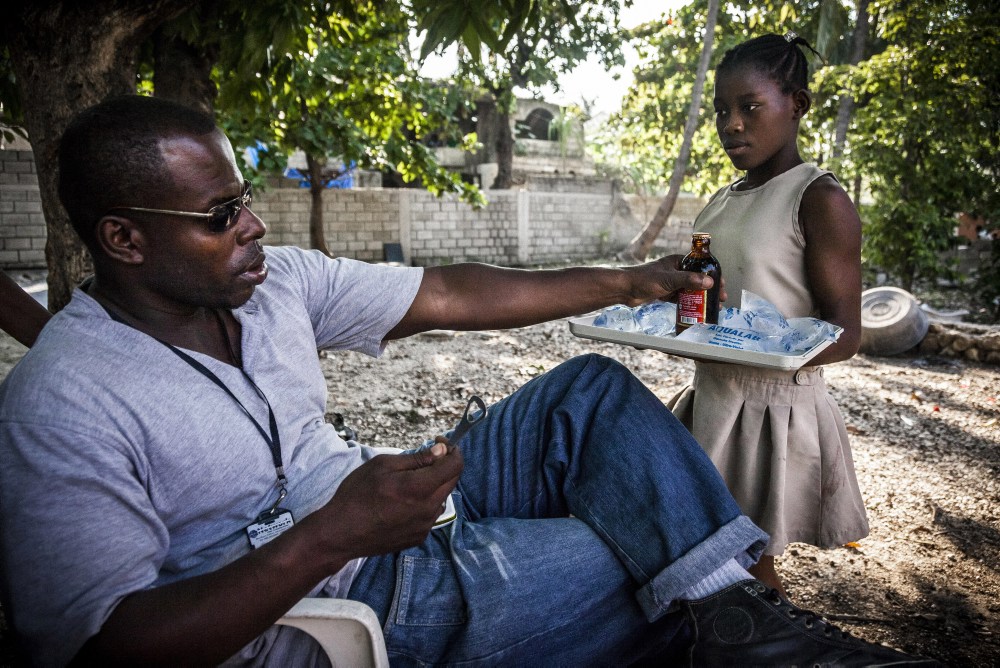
{"left": 0, "top": 148, "right": 706, "bottom": 269}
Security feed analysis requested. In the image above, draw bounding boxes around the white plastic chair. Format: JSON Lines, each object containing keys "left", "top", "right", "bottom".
{"left": 276, "top": 598, "right": 390, "bottom": 667}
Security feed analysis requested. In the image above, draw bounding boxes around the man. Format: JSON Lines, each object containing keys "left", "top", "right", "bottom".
{"left": 0, "top": 96, "right": 933, "bottom": 667}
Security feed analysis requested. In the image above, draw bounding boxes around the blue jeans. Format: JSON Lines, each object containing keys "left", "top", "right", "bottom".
{"left": 348, "top": 354, "right": 767, "bottom": 666}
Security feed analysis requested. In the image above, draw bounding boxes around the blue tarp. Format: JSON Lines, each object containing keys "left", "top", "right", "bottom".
{"left": 244, "top": 143, "right": 355, "bottom": 189}
{"left": 283, "top": 164, "right": 355, "bottom": 189}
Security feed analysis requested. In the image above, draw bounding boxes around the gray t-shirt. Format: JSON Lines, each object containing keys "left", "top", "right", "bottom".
{"left": 0, "top": 245, "right": 423, "bottom": 666}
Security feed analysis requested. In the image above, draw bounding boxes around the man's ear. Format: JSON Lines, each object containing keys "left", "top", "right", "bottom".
{"left": 94, "top": 215, "right": 145, "bottom": 265}
{"left": 792, "top": 89, "right": 812, "bottom": 119}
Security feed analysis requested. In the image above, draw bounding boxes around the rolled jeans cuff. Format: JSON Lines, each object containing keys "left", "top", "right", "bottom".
{"left": 636, "top": 516, "right": 768, "bottom": 622}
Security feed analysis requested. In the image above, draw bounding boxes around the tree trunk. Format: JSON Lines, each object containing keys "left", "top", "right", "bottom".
{"left": 619, "top": 0, "right": 720, "bottom": 263}
{"left": 901, "top": 260, "right": 915, "bottom": 294}
{"left": 492, "top": 106, "right": 514, "bottom": 189}
{"left": 474, "top": 94, "right": 499, "bottom": 164}
{"left": 152, "top": 25, "right": 219, "bottom": 114}
{"left": 5, "top": 1, "right": 196, "bottom": 312}
{"left": 898, "top": 162, "right": 915, "bottom": 293}
{"left": 833, "top": 0, "right": 870, "bottom": 159}
{"left": 305, "top": 152, "right": 332, "bottom": 257}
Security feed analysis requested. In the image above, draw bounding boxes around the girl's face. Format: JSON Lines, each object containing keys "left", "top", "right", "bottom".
{"left": 713, "top": 64, "right": 809, "bottom": 179}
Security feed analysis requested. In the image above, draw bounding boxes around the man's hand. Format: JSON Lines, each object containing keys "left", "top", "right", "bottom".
{"left": 620, "top": 254, "right": 727, "bottom": 307}
{"left": 314, "top": 443, "right": 464, "bottom": 562}
{"left": 77, "top": 443, "right": 463, "bottom": 666}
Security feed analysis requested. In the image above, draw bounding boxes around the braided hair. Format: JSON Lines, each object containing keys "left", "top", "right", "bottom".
{"left": 717, "top": 33, "right": 823, "bottom": 94}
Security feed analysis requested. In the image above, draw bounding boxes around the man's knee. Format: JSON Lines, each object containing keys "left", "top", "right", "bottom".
{"left": 557, "top": 353, "right": 630, "bottom": 377}
{"left": 533, "top": 354, "right": 645, "bottom": 403}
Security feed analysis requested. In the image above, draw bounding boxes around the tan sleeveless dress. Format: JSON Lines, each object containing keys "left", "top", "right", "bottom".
{"left": 668, "top": 163, "right": 869, "bottom": 555}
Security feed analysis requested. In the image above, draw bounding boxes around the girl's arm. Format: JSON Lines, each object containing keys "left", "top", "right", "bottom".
{"left": 800, "top": 176, "right": 862, "bottom": 366}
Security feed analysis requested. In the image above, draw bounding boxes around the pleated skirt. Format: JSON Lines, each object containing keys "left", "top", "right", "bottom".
{"left": 668, "top": 361, "right": 869, "bottom": 555}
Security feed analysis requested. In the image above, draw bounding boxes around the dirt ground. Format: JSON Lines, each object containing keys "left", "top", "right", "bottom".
{"left": 317, "top": 320, "right": 1000, "bottom": 667}
{"left": 0, "top": 315, "right": 997, "bottom": 665}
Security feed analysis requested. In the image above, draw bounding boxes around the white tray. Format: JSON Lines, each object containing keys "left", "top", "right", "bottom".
{"left": 568, "top": 315, "right": 841, "bottom": 370}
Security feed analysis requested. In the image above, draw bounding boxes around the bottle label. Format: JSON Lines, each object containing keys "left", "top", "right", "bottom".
{"left": 678, "top": 290, "right": 707, "bottom": 325}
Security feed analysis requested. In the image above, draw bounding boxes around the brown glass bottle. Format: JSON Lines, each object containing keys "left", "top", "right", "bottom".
{"left": 676, "top": 233, "right": 722, "bottom": 333}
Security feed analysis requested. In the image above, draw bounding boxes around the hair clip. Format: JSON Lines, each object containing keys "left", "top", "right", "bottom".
{"left": 784, "top": 32, "right": 799, "bottom": 42}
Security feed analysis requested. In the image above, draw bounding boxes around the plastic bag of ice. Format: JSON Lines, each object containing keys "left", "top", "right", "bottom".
{"left": 779, "top": 317, "right": 839, "bottom": 353}
{"left": 593, "top": 304, "right": 639, "bottom": 332}
{"left": 594, "top": 301, "right": 677, "bottom": 336}
{"left": 634, "top": 300, "right": 676, "bottom": 336}
{"left": 732, "top": 290, "right": 789, "bottom": 335}
{"left": 679, "top": 292, "right": 840, "bottom": 354}
{"left": 719, "top": 306, "right": 742, "bottom": 325}
{"left": 675, "top": 323, "right": 769, "bottom": 351}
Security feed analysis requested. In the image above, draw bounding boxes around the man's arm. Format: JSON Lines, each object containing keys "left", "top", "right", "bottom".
{"left": 386, "top": 256, "right": 718, "bottom": 339}
{"left": 74, "top": 444, "right": 463, "bottom": 666}
{"left": 0, "top": 271, "right": 51, "bottom": 347}
{"left": 800, "top": 176, "right": 863, "bottom": 366}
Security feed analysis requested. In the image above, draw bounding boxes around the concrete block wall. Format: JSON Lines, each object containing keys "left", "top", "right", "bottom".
{"left": 253, "top": 187, "right": 620, "bottom": 267}
{"left": 522, "top": 174, "right": 613, "bottom": 195}
{"left": 0, "top": 150, "right": 45, "bottom": 268}
{"left": 253, "top": 188, "right": 403, "bottom": 263}
{"left": 528, "top": 192, "right": 612, "bottom": 262}
{"left": 612, "top": 193, "right": 706, "bottom": 256}
{"left": 0, "top": 146, "right": 710, "bottom": 270}
{"left": 512, "top": 153, "right": 595, "bottom": 177}
{"left": 407, "top": 190, "right": 521, "bottom": 265}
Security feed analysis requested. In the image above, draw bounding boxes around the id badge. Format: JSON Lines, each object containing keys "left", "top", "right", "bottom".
{"left": 246, "top": 508, "right": 295, "bottom": 549}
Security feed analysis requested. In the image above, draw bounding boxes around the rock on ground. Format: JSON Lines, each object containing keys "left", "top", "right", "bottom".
{"left": 0, "top": 320, "right": 997, "bottom": 665}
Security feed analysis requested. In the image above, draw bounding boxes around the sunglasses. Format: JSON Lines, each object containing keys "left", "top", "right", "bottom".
{"left": 108, "top": 180, "right": 252, "bottom": 234}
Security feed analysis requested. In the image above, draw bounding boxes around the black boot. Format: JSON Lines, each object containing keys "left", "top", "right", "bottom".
{"left": 680, "top": 580, "right": 941, "bottom": 667}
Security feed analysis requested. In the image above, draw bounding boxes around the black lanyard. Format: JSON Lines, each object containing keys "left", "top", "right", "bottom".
{"left": 102, "top": 307, "right": 287, "bottom": 504}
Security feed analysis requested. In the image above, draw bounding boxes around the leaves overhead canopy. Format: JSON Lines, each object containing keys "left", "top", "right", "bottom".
{"left": 460, "top": 0, "right": 628, "bottom": 99}
{"left": 215, "top": 1, "right": 484, "bottom": 205}
{"left": 831, "top": 0, "right": 999, "bottom": 287}
{"left": 413, "top": 0, "right": 541, "bottom": 61}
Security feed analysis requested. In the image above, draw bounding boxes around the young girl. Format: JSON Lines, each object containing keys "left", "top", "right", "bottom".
{"left": 668, "top": 33, "right": 867, "bottom": 597}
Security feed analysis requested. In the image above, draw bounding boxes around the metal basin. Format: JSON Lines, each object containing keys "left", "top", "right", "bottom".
{"left": 860, "top": 287, "right": 929, "bottom": 356}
